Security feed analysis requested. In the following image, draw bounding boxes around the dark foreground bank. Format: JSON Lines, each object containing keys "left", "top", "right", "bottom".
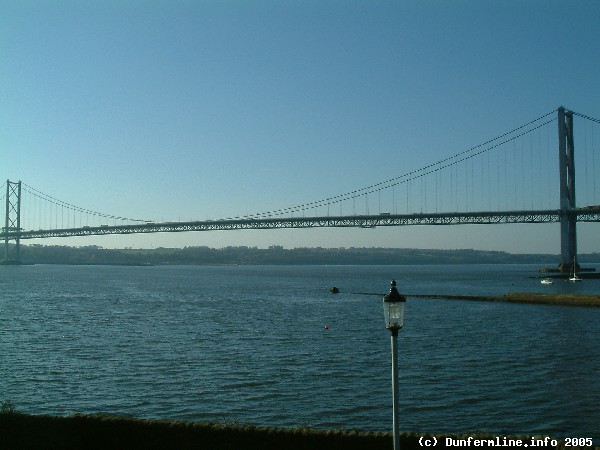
{"left": 0, "top": 414, "right": 596, "bottom": 450}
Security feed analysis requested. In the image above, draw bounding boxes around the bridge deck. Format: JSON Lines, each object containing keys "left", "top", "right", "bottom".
{"left": 4, "top": 207, "right": 600, "bottom": 240}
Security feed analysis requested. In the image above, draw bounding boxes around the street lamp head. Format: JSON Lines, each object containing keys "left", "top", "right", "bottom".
{"left": 383, "top": 279, "right": 406, "bottom": 331}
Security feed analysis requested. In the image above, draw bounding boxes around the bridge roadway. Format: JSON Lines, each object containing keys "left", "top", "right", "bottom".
{"left": 5, "top": 207, "right": 600, "bottom": 240}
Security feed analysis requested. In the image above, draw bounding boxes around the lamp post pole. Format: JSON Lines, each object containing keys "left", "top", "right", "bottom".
{"left": 383, "top": 279, "right": 406, "bottom": 450}
{"left": 391, "top": 326, "right": 400, "bottom": 450}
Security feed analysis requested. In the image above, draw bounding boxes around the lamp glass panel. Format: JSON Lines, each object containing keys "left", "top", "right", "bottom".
{"left": 384, "top": 301, "right": 404, "bottom": 328}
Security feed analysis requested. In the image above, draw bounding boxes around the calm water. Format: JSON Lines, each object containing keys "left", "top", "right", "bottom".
{"left": 1, "top": 263, "right": 599, "bottom": 443}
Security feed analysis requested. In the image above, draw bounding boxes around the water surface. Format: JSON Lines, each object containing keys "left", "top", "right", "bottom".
{"left": 1, "top": 264, "right": 599, "bottom": 444}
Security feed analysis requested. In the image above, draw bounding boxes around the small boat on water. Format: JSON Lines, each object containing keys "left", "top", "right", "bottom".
{"left": 540, "top": 278, "right": 553, "bottom": 285}
{"left": 569, "top": 258, "right": 582, "bottom": 282}
{"left": 329, "top": 286, "right": 340, "bottom": 294}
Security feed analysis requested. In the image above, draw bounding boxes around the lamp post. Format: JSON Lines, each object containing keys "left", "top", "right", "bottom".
{"left": 383, "top": 279, "right": 406, "bottom": 450}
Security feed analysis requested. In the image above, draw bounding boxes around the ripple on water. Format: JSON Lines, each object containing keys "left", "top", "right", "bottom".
{"left": 1, "top": 264, "right": 599, "bottom": 444}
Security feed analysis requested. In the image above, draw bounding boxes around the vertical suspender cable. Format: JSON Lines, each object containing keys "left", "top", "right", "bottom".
{"left": 584, "top": 120, "right": 589, "bottom": 206}
{"left": 592, "top": 124, "right": 597, "bottom": 203}
{"left": 530, "top": 133, "right": 534, "bottom": 210}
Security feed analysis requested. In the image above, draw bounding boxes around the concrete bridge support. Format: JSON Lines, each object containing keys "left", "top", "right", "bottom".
{"left": 557, "top": 107, "right": 577, "bottom": 273}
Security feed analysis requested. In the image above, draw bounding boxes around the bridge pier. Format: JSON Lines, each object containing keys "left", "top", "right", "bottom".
{"left": 2, "top": 180, "right": 22, "bottom": 265}
{"left": 557, "top": 107, "right": 578, "bottom": 273}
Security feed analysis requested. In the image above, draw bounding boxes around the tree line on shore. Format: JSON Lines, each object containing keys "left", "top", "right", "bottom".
{"left": 12, "top": 243, "right": 600, "bottom": 266}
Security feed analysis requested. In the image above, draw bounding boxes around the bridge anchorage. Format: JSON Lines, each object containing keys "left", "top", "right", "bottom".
{"left": 2, "top": 107, "right": 599, "bottom": 269}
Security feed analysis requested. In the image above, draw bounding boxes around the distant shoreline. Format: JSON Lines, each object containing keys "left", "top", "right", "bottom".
{"left": 8, "top": 243, "right": 600, "bottom": 266}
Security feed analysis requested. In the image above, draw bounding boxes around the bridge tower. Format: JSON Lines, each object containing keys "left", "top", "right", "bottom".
{"left": 557, "top": 107, "right": 577, "bottom": 273}
{"left": 3, "top": 180, "right": 22, "bottom": 265}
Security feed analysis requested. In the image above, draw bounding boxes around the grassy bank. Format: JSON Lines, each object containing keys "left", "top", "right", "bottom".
{"left": 0, "top": 413, "right": 596, "bottom": 450}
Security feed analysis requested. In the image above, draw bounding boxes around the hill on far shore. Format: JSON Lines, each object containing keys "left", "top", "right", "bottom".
{"left": 11, "top": 244, "right": 600, "bottom": 266}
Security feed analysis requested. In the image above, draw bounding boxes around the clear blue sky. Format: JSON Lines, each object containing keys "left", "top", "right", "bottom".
{"left": 2, "top": 0, "right": 599, "bottom": 253}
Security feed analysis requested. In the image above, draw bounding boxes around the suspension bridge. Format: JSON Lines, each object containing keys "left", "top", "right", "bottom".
{"left": 3, "top": 107, "right": 600, "bottom": 271}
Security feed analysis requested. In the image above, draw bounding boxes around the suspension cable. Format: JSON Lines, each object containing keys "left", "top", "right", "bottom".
{"left": 21, "top": 183, "right": 151, "bottom": 224}
{"left": 239, "top": 110, "right": 557, "bottom": 219}
{"left": 571, "top": 111, "right": 600, "bottom": 125}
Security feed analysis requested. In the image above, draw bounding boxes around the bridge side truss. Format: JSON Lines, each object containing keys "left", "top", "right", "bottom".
{"left": 7, "top": 208, "right": 599, "bottom": 240}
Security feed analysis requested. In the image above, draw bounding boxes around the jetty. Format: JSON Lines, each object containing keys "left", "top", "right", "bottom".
{"left": 409, "top": 292, "right": 600, "bottom": 307}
